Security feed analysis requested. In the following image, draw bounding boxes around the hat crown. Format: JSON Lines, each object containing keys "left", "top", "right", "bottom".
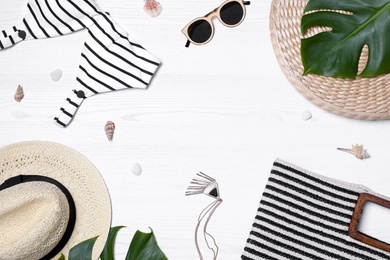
{"left": 0, "top": 141, "right": 112, "bottom": 259}
{"left": 0, "top": 182, "right": 70, "bottom": 260}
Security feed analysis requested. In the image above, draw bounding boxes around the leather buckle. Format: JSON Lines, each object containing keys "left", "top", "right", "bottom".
{"left": 349, "top": 193, "right": 390, "bottom": 252}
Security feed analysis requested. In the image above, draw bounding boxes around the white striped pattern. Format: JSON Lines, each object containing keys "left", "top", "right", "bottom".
{"left": 0, "top": 0, "right": 161, "bottom": 127}
{"left": 242, "top": 159, "right": 390, "bottom": 260}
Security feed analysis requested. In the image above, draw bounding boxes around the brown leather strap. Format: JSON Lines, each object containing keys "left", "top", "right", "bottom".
{"left": 349, "top": 193, "right": 390, "bottom": 252}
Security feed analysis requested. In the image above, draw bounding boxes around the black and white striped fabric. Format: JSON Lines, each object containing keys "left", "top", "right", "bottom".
{"left": 242, "top": 159, "right": 390, "bottom": 260}
{"left": 0, "top": 0, "right": 160, "bottom": 127}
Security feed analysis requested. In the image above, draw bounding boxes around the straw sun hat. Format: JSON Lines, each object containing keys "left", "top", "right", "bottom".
{"left": 0, "top": 141, "right": 111, "bottom": 260}
{"left": 270, "top": 0, "right": 390, "bottom": 120}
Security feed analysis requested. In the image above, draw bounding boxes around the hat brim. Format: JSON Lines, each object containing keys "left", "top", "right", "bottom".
{"left": 0, "top": 141, "right": 112, "bottom": 259}
{"left": 270, "top": 0, "right": 390, "bottom": 120}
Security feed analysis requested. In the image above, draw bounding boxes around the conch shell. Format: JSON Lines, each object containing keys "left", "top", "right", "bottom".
{"left": 144, "top": 0, "right": 162, "bottom": 18}
{"left": 337, "top": 144, "right": 370, "bottom": 160}
{"left": 104, "top": 121, "right": 115, "bottom": 141}
{"left": 14, "top": 85, "right": 24, "bottom": 102}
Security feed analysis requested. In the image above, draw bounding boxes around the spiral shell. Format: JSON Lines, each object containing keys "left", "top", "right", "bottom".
{"left": 14, "top": 85, "right": 24, "bottom": 102}
{"left": 337, "top": 144, "right": 369, "bottom": 160}
{"left": 104, "top": 121, "right": 115, "bottom": 141}
{"left": 144, "top": 0, "right": 162, "bottom": 18}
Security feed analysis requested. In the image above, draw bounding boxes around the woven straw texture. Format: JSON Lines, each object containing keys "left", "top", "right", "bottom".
{"left": 0, "top": 182, "right": 70, "bottom": 260}
{"left": 0, "top": 141, "right": 112, "bottom": 260}
{"left": 270, "top": 0, "right": 390, "bottom": 120}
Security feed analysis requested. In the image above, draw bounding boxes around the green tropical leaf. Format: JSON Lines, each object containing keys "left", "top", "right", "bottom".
{"left": 125, "top": 228, "right": 167, "bottom": 260}
{"left": 301, "top": 0, "right": 390, "bottom": 78}
{"left": 68, "top": 236, "right": 98, "bottom": 260}
{"left": 101, "top": 226, "right": 126, "bottom": 260}
{"left": 58, "top": 254, "right": 65, "bottom": 260}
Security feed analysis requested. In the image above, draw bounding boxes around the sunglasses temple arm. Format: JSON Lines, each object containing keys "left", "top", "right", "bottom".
{"left": 185, "top": 40, "right": 190, "bottom": 48}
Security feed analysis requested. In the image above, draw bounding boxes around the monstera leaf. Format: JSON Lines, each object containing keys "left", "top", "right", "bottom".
{"left": 68, "top": 236, "right": 98, "bottom": 260}
{"left": 301, "top": 0, "right": 390, "bottom": 78}
{"left": 60, "top": 226, "right": 167, "bottom": 260}
{"left": 100, "top": 226, "right": 126, "bottom": 260}
{"left": 125, "top": 228, "right": 167, "bottom": 260}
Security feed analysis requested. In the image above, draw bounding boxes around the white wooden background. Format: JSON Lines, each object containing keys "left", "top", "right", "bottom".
{"left": 1, "top": 0, "right": 390, "bottom": 259}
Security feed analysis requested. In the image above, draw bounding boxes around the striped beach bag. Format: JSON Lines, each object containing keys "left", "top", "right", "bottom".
{"left": 242, "top": 159, "right": 390, "bottom": 260}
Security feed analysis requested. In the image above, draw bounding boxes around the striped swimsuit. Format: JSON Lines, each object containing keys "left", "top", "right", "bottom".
{"left": 0, "top": 0, "right": 161, "bottom": 127}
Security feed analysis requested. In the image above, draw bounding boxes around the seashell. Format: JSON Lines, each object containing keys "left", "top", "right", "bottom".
{"left": 337, "top": 144, "right": 370, "bottom": 160}
{"left": 131, "top": 162, "right": 142, "bottom": 176}
{"left": 50, "top": 69, "right": 62, "bottom": 82}
{"left": 143, "top": 0, "right": 162, "bottom": 18}
{"left": 301, "top": 110, "right": 312, "bottom": 121}
{"left": 104, "top": 121, "right": 115, "bottom": 141}
{"left": 14, "top": 85, "right": 24, "bottom": 102}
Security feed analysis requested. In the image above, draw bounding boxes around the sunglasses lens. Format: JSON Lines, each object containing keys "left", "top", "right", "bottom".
{"left": 187, "top": 20, "right": 212, "bottom": 44}
{"left": 220, "top": 1, "right": 244, "bottom": 25}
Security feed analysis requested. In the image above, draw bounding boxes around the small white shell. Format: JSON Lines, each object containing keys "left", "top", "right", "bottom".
{"left": 144, "top": 0, "right": 162, "bottom": 18}
{"left": 104, "top": 121, "right": 115, "bottom": 141}
{"left": 131, "top": 163, "right": 142, "bottom": 176}
{"left": 50, "top": 69, "right": 62, "bottom": 82}
{"left": 301, "top": 110, "right": 312, "bottom": 120}
{"left": 14, "top": 85, "right": 24, "bottom": 102}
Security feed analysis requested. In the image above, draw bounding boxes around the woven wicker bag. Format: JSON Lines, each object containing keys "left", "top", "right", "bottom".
{"left": 270, "top": 0, "right": 390, "bottom": 120}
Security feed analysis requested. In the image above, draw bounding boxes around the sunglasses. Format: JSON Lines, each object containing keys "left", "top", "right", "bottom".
{"left": 182, "top": 0, "right": 251, "bottom": 47}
